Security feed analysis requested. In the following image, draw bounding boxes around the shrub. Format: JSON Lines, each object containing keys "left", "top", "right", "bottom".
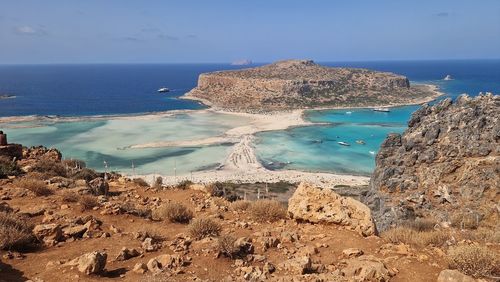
{"left": 61, "top": 190, "right": 80, "bottom": 203}
{"left": 79, "top": 195, "right": 98, "bottom": 211}
{"left": 25, "top": 171, "right": 52, "bottom": 180}
{"left": 176, "top": 180, "right": 193, "bottom": 190}
{"left": 0, "top": 156, "right": 21, "bottom": 178}
{"left": 402, "top": 218, "right": 437, "bottom": 232}
{"left": 31, "top": 159, "right": 67, "bottom": 177}
{"left": 230, "top": 200, "right": 251, "bottom": 212}
{"left": 466, "top": 228, "right": 500, "bottom": 244}
{"left": 0, "top": 211, "right": 35, "bottom": 250}
{"left": 188, "top": 218, "right": 222, "bottom": 240}
{"left": 70, "top": 168, "right": 98, "bottom": 182}
{"left": 451, "top": 211, "right": 482, "bottom": 230}
{"left": 448, "top": 244, "right": 499, "bottom": 278}
{"left": 152, "top": 202, "right": 193, "bottom": 223}
{"left": 153, "top": 176, "right": 163, "bottom": 189}
{"left": 216, "top": 234, "right": 239, "bottom": 258}
{"left": 381, "top": 227, "right": 449, "bottom": 247}
{"left": 249, "top": 200, "right": 287, "bottom": 222}
{"left": 133, "top": 178, "right": 150, "bottom": 187}
{"left": 212, "top": 197, "right": 230, "bottom": 209}
{"left": 15, "top": 178, "right": 53, "bottom": 196}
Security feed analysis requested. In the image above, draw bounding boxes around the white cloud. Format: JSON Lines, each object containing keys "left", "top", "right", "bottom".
{"left": 14, "top": 25, "right": 47, "bottom": 36}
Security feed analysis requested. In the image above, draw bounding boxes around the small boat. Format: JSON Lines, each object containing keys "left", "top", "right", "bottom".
{"left": 267, "top": 161, "right": 274, "bottom": 165}
{"left": 338, "top": 141, "right": 350, "bottom": 146}
{"left": 443, "top": 75, "right": 453, "bottom": 81}
{"left": 345, "top": 111, "right": 352, "bottom": 115}
{"left": 369, "top": 151, "right": 375, "bottom": 155}
{"left": 373, "top": 107, "right": 390, "bottom": 112}
{"left": 157, "top": 87, "right": 170, "bottom": 93}
{"left": 356, "top": 140, "right": 366, "bottom": 145}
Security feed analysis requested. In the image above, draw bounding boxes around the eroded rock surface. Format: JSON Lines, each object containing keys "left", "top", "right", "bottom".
{"left": 288, "top": 182, "right": 376, "bottom": 236}
{"left": 367, "top": 94, "right": 499, "bottom": 231}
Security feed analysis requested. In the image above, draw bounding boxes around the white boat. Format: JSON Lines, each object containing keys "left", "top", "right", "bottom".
{"left": 372, "top": 107, "right": 390, "bottom": 112}
{"left": 443, "top": 75, "right": 453, "bottom": 81}
{"left": 345, "top": 111, "right": 352, "bottom": 114}
{"left": 338, "top": 141, "right": 350, "bottom": 146}
{"left": 157, "top": 87, "right": 170, "bottom": 93}
{"left": 369, "top": 151, "right": 375, "bottom": 155}
{"left": 356, "top": 140, "right": 366, "bottom": 145}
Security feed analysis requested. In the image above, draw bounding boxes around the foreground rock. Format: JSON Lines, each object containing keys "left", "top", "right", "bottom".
{"left": 288, "top": 182, "right": 376, "bottom": 236}
{"left": 185, "top": 60, "right": 438, "bottom": 112}
{"left": 367, "top": 94, "right": 500, "bottom": 231}
{"left": 68, "top": 251, "right": 107, "bottom": 275}
{"left": 437, "top": 269, "right": 477, "bottom": 282}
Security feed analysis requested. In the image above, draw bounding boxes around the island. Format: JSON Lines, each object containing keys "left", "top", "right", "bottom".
{"left": 184, "top": 59, "right": 441, "bottom": 112}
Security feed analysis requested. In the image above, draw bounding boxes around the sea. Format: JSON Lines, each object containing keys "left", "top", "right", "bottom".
{"left": 1, "top": 60, "right": 499, "bottom": 176}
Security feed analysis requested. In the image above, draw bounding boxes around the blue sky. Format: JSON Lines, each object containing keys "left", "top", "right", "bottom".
{"left": 1, "top": 0, "right": 499, "bottom": 64}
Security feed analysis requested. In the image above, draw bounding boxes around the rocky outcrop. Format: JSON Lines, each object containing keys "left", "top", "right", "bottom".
{"left": 288, "top": 182, "right": 376, "bottom": 236}
{"left": 367, "top": 94, "right": 499, "bottom": 231}
{"left": 185, "top": 60, "right": 438, "bottom": 112}
{"left": 68, "top": 251, "right": 107, "bottom": 275}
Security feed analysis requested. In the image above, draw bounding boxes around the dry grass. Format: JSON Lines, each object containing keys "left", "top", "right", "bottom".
{"left": 212, "top": 197, "right": 230, "bottom": 209}
{"left": 188, "top": 218, "right": 222, "bottom": 240}
{"left": 70, "top": 168, "right": 98, "bottom": 182}
{"left": 249, "top": 200, "right": 287, "bottom": 222}
{"left": 31, "top": 159, "right": 67, "bottom": 177}
{"left": 451, "top": 211, "right": 481, "bottom": 230}
{"left": 79, "top": 195, "right": 98, "bottom": 211}
{"left": 381, "top": 226, "right": 449, "bottom": 247}
{"left": 15, "top": 178, "right": 53, "bottom": 196}
{"left": 133, "top": 178, "right": 150, "bottom": 187}
{"left": 0, "top": 156, "right": 21, "bottom": 178}
{"left": 152, "top": 202, "right": 193, "bottom": 223}
{"left": 402, "top": 218, "right": 437, "bottom": 232}
{"left": 463, "top": 228, "right": 500, "bottom": 244}
{"left": 448, "top": 244, "right": 499, "bottom": 278}
{"left": 230, "top": 200, "right": 251, "bottom": 212}
{"left": 120, "top": 202, "right": 152, "bottom": 218}
{"left": 0, "top": 211, "right": 35, "bottom": 250}
{"left": 61, "top": 190, "right": 80, "bottom": 203}
{"left": 216, "top": 234, "right": 239, "bottom": 259}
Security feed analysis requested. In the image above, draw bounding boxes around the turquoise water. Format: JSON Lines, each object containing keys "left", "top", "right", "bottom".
{"left": 4, "top": 112, "right": 251, "bottom": 175}
{"left": 1, "top": 60, "right": 499, "bottom": 176}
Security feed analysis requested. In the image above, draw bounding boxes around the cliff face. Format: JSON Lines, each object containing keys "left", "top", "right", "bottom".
{"left": 185, "top": 60, "right": 438, "bottom": 111}
{"left": 366, "top": 94, "right": 499, "bottom": 231}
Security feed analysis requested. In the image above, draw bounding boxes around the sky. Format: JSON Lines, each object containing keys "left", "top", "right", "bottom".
{"left": 1, "top": 0, "right": 499, "bottom": 64}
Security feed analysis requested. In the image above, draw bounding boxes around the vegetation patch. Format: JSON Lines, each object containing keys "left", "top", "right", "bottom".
{"left": 188, "top": 218, "right": 222, "bottom": 239}
{"left": 152, "top": 202, "right": 193, "bottom": 223}
{"left": 448, "top": 244, "right": 499, "bottom": 278}
{"left": 15, "top": 178, "right": 53, "bottom": 196}
{"left": 249, "top": 200, "right": 287, "bottom": 222}
{"left": 0, "top": 211, "right": 35, "bottom": 250}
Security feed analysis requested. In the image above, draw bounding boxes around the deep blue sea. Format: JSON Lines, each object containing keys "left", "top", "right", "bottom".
{"left": 1, "top": 60, "right": 499, "bottom": 176}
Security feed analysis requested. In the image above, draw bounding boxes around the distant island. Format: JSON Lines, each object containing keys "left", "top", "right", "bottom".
{"left": 185, "top": 60, "right": 441, "bottom": 112}
{"left": 230, "top": 59, "right": 253, "bottom": 66}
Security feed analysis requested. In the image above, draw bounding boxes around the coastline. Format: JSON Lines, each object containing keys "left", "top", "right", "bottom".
{"left": 0, "top": 83, "right": 443, "bottom": 188}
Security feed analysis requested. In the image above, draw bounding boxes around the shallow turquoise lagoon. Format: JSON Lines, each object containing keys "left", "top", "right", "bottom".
{"left": 4, "top": 112, "right": 250, "bottom": 176}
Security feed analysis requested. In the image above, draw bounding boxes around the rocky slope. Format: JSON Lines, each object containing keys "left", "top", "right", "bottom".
{"left": 367, "top": 93, "right": 499, "bottom": 231}
{"left": 185, "top": 60, "right": 439, "bottom": 111}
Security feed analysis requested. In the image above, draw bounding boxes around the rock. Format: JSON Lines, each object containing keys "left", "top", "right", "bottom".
{"left": 367, "top": 94, "right": 500, "bottom": 231}
{"left": 341, "top": 255, "right": 391, "bottom": 282}
{"left": 87, "top": 177, "right": 109, "bottom": 196}
{"left": 142, "top": 237, "right": 160, "bottom": 252}
{"left": 0, "top": 144, "right": 23, "bottom": 160}
{"left": 234, "top": 237, "right": 254, "bottom": 255}
{"left": 68, "top": 251, "right": 107, "bottom": 275}
{"left": 19, "top": 207, "right": 46, "bottom": 217}
{"left": 342, "top": 248, "right": 364, "bottom": 258}
{"left": 185, "top": 60, "right": 436, "bottom": 112}
{"left": 63, "top": 225, "right": 87, "bottom": 238}
{"left": 146, "top": 254, "right": 188, "bottom": 274}
{"left": 437, "top": 269, "right": 476, "bottom": 282}
{"left": 288, "top": 182, "right": 376, "bottom": 236}
{"left": 33, "top": 224, "right": 62, "bottom": 246}
{"left": 115, "top": 247, "right": 140, "bottom": 261}
{"left": 132, "top": 263, "right": 147, "bottom": 274}
{"left": 281, "top": 256, "right": 312, "bottom": 275}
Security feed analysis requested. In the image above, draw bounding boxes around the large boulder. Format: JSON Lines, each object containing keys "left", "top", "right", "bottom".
{"left": 68, "top": 251, "right": 107, "bottom": 275}
{"left": 33, "top": 224, "right": 63, "bottom": 246}
{"left": 288, "top": 182, "right": 376, "bottom": 236}
{"left": 367, "top": 94, "right": 500, "bottom": 231}
{"left": 437, "top": 269, "right": 476, "bottom": 282}
{"left": 340, "top": 255, "right": 392, "bottom": 281}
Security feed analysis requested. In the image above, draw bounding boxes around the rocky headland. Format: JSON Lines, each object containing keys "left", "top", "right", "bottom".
{"left": 184, "top": 60, "right": 441, "bottom": 112}
{"left": 367, "top": 93, "right": 499, "bottom": 232}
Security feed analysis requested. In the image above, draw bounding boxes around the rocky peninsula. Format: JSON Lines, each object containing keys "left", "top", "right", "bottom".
{"left": 366, "top": 93, "right": 499, "bottom": 232}
{"left": 185, "top": 60, "right": 441, "bottom": 112}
